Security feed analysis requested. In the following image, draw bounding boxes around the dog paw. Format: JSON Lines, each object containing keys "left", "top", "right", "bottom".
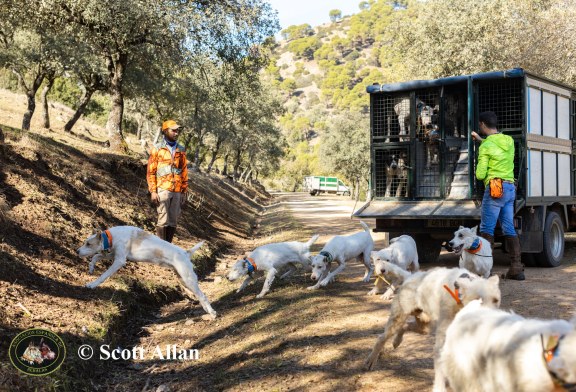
{"left": 85, "top": 282, "right": 97, "bottom": 289}
{"left": 362, "top": 277, "right": 371, "bottom": 283}
{"left": 380, "top": 293, "right": 394, "bottom": 301}
{"left": 256, "top": 293, "right": 266, "bottom": 299}
{"left": 202, "top": 312, "right": 217, "bottom": 321}
{"left": 319, "top": 279, "right": 331, "bottom": 287}
{"left": 367, "top": 288, "right": 380, "bottom": 296}
{"left": 307, "top": 285, "right": 318, "bottom": 290}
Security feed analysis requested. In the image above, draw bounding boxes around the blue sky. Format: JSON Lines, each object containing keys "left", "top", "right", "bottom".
{"left": 266, "top": 0, "right": 361, "bottom": 31}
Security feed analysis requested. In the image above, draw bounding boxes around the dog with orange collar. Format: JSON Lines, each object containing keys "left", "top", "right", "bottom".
{"left": 448, "top": 225, "right": 493, "bottom": 278}
{"left": 227, "top": 234, "right": 319, "bottom": 298}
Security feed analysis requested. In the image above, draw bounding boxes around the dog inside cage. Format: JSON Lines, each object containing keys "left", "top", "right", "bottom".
{"left": 374, "top": 148, "right": 410, "bottom": 198}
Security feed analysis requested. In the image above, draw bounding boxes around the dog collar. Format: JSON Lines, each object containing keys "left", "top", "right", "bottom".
{"left": 465, "top": 237, "right": 482, "bottom": 254}
{"left": 443, "top": 284, "right": 462, "bottom": 306}
{"left": 101, "top": 230, "right": 113, "bottom": 252}
{"left": 243, "top": 257, "right": 257, "bottom": 275}
{"left": 541, "top": 334, "right": 575, "bottom": 390}
{"left": 319, "top": 251, "right": 333, "bottom": 263}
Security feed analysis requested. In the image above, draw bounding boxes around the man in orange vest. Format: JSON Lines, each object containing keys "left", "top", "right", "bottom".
{"left": 146, "top": 120, "right": 188, "bottom": 243}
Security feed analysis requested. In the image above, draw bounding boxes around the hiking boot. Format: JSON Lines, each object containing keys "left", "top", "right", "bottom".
{"left": 502, "top": 236, "right": 525, "bottom": 281}
{"left": 156, "top": 226, "right": 167, "bottom": 241}
{"left": 479, "top": 232, "right": 494, "bottom": 252}
{"left": 165, "top": 226, "right": 176, "bottom": 243}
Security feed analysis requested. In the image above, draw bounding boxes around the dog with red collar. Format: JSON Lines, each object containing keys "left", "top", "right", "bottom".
{"left": 442, "top": 299, "right": 576, "bottom": 392}
{"left": 227, "top": 234, "right": 319, "bottom": 298}
{"left": 448, "top": 225, "right": 493, "bottom": 278}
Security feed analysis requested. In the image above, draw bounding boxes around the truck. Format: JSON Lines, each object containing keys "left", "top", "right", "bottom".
{"left": 354, "top": 68, "right": 576, "bottom": 267}
{"left": 304, "top": 176, "right": 351, "bottom": 196}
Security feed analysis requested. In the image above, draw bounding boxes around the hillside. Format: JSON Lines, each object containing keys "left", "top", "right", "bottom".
{"left": 0, "top": 89, "right": 270, "bottom": 390}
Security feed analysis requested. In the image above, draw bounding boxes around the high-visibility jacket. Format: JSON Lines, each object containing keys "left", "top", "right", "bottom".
{"left": 147, "top": 138, "right": 188, "bottom": 193}
{"left": 475, "top": 133, "right": 515, "bottom": 186}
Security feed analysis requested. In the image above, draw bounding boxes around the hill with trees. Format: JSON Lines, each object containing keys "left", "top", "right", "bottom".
{"left": 265, "top": 0, "right": 576, "bottom": 198}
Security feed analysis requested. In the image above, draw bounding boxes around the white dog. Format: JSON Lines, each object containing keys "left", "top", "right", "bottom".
{"left": 308, "top": 221, "right": 374, "bottom": 290}
{"left": 448, "top": 226, "right": 493, "bottom": 278}
{"left": 369, "top": 260, "right": 412, "bottom": 300}
{"left": 227, "top": 234, "right": 319, "bottom": 298}
{"left": 384, "top": 154, "right": 409, "bottom": 198}
{"left": 369, "top": 235, "right": 419, "bottom": 299}
{"left": 77, "top": 226, "right": 217, "bottom": 319}
{"left": 365, "top": 267, "right": 501, "bottom": 392}
{"left": 441, "top": 299, "right": 576, "bottom": 392}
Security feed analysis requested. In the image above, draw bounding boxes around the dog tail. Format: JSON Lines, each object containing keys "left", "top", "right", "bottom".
{"left": 186, "top": 241, "right": 205, "bottom": 258}
{"left": 359, "top": 220, "right": 371, "bottom": 233}
{"left": 306, "top": 234, "right": 320, "bottom": 248}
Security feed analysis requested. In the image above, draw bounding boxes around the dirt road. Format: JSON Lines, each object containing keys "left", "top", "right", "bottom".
{"left": 133, "top": 192, "right": 576, "bottom": 391}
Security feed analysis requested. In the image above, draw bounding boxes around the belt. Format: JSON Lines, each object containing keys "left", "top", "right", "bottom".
{"left": 503, "top": 180, "right": 515, "bottom": 184}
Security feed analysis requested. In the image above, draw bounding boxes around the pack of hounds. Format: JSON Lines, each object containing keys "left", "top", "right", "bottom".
{"left": 77, "top": 222, "right": 576, "bottom": 391}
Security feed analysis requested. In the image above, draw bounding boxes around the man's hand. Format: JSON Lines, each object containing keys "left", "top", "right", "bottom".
{"left": 471, "top": 131, "right": 483, "bottom": 142}
{"left": 150, "top": 191, "right": 160, "bottom": 205}
{"left": 181, "top": 191, "right": 187, "bottom": 206}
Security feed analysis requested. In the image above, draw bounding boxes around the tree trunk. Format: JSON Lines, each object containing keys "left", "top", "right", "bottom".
{"left": 40, "top": 73, "right": 55, "bottom": 129}
{"left": 206, "top": 137, "right": 223, "bottom": 173}
{"left": 222, "top": 153, "right": 230, "bottom": 176}
{"left": 64, "top": 88, "right": 94, "bottom": 132}
{"left": 136, "top": 114, "right": 143, "bottom": 140}
{"left": 105, "top": 54, "right": 128, "bottom": 152}
{"left": 19, "top": 72, "right": 45, "bottom": 131}
{"left": 233, "top": 148, "right": 242, "bottom": 178}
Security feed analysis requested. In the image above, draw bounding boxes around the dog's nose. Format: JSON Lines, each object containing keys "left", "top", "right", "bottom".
{"left": 311, "top": 276, "right": 317, "bottom": 281}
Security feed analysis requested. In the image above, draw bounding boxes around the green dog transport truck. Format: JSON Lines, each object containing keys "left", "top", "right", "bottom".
{"left": 354, "top": 68, "right": 576, "bottom": 267}
{"left": 304, "top": 176, "right": 351, "bottom": 196}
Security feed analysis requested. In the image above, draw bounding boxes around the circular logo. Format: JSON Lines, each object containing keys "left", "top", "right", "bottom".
{"left": 8, "top": 328, "right": 66, "bottom": 376}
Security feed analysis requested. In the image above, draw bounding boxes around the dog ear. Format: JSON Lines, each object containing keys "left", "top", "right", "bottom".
{"left": 454, "top": 274, "right": 472, "bottom": 291}
{"left": 459, "top": 225, "right": 465, "bottom": 230}
{"left": 487, "top": 274, "right": 500, "bottom": 285}
{"left": 471, "top": 226, "right": 478, "bottom": 235}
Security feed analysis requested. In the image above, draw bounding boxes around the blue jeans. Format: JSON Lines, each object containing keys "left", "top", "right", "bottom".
{"left": 480, "top": 182, "right": 517, "bottom": 236}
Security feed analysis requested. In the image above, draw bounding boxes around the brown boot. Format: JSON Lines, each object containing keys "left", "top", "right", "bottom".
{"left": 156, "top": 226, "right": 167, "bottom": 241}
{"left": 165, "top": 226, "right": 176, "bottom": 243}
{"left": 479, "top": 232, "right": 494, "bottom": 252}
{"left": 503, "top": 236, "right": 525, "bottom": 280}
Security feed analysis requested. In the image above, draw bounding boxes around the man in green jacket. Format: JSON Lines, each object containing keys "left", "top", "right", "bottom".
{"left": 472, "top": 111, "right": 525, "bottom": 280}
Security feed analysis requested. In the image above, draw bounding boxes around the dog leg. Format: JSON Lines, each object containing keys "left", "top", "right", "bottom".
{"left": 237, "top": 276, "right": 253, "bottom": 293}
{"left": 385, "top": 177, "right": 392, "bottom": 198}
{"left": 256, "top": 268, "right": 277, "bottom": 298}
{"left": 432, "top": 320, "right": 451, "bottom": 392}
{"left": 366, "top": 305, "right": 410, "bottom": 369}
{"left": 380, "top": 285, "right": 395, "bottom": 301}
{"left": 86, "top": 252, "right": 127, "bottom": 288}
{"left": 173, "top": 260, "right": 217, "bottom": 319}
{"left": 89, "top": 254, "right": 107, "bottom": 275}
{"left": 320, "top": 262, "right": 345, "bottom": 287}
{"left": 368, "top": 276, "right": 387, "bottom": 295}
{"left": 361, "top": 253, "right": 374, "bottom": 283}
{"left": 280, "top": 264, "right": 297, "bottom": 280}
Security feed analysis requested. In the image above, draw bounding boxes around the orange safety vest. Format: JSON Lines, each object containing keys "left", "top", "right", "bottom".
{"left": 147, "top": 139, "right": 188, "bottom": 193}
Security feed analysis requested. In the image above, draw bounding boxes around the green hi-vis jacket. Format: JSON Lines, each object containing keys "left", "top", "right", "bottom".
{"left": 475, "top": 133, "right": 515, "bottom": 186}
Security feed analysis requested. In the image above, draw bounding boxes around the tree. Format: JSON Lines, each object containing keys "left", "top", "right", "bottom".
{"left": 329, "top": 9, "right": 342, "bottom": 22}
{"left": 29, "top": 0, "right": 279, "bottom": 152}
{"left": 320, "top": 112, "right": 370, "bottom": 199}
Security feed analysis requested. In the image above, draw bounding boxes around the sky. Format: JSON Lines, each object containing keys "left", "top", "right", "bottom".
{"left": 266, "top": 0, "right": 361, "bottom": 32}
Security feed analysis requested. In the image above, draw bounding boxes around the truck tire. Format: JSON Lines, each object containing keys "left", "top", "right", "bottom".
{"left": 310, "top": 190, "right": 317, "bottom": 196}
{"left": 413, "top": 234, "right": 442, "bottom": 263}
{"left": 343, "top": 191, "right": 351, "bottom": 196}
{"left": 535, "top": 211, "right": 564, "bottom": 268}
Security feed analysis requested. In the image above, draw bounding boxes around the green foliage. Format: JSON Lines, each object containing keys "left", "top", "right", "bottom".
{"left": 286, "top": 36, "right": 321, "bottom": 60}
{"left": 280, "top": 24, "right": 314, "bottom": 41}
{"left": 50, "top": 77, "right": 81, "bottom": 108}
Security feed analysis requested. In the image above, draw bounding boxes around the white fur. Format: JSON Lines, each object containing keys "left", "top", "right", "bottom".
{"left": 441, "top": 300, "right": 576, "bottom": 392}
{"left": 449, "top": 226, "right": 493, "bottom": 278}
{"left": 227, "top": 234, "right": 319, "bottom": 298}
{"left": 308, "top": 221, "right": 374, "bottom": 289}
{"left": 365, "top": 267, "right": 501, "bottom": 392}
{"left": 369, "top": 235, "right": 419, "bottom": 299}
{"left": 77, "top": 226, "right": 217, "bottom": 319}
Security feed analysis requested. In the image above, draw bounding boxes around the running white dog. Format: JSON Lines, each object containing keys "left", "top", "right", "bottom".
{"left": 441, "top": 299, "right": 576, "bottom": 392}
{"left": 369, "top": 235, "right": 419, "bottom": 299}
{"left": 77, "top": 226, "right": 217, "bottom": 319}
{"left": 448, "top": 226, "right": 493, "bottom": 278}
{"left": 227, "top": 234, "right": 319, "bottom": 298}
{"left": 308, "top": 221, "right": 374, "bottom": 290}
{"left": 365, "top": 267, "right": 501, "bottom": 392}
